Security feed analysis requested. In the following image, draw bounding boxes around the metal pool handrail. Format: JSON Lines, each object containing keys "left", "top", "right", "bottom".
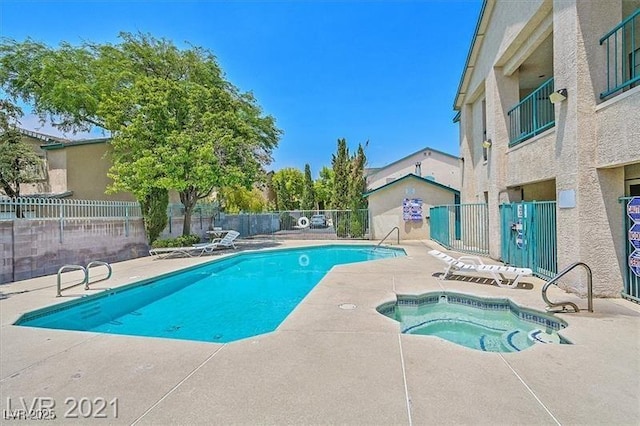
{"left": 376, "top": 227, "right": 400, "bottom": 247}
{"left": 57, "top": 265, "right": 88, "bottom": 297}
{"left": 86, "top": 261, "right": 113, "bottom": 289}
{"left": 57, "top": 261, "right": 113, "bottom": 296}
{"left": 542, "top": 262, "right": 593, "bottom": 313}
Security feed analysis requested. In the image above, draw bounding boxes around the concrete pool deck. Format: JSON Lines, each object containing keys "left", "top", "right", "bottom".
{"left": 1, "top": 240, "right": 639, "bottom": 425}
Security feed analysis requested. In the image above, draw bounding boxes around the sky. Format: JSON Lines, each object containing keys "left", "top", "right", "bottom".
{"left": 0, "top": 0, "right": 482, "bottom": 177}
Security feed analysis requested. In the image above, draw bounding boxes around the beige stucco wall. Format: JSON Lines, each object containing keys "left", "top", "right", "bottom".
{"left": 65, "top": 143, "right": 134, "bottom": 201}
{"left": 367, "top": 177, "right": 457, "bottom": 241}
{"left": 367, "top": 149, "right": 460, "bottom": 191}
{"left": 456, "top": 0, "right": 640, "bottom": 297}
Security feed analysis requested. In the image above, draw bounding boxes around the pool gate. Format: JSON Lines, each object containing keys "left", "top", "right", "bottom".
{"left": 499, "top": 201, "right": 557, "bottom": 280}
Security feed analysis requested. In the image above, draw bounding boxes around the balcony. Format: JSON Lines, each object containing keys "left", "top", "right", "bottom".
{"left": 600, "top": 8, "right": 640, "bottom": 99}
{"left": 507, "top": 78, "right": 555, "bottom": 147}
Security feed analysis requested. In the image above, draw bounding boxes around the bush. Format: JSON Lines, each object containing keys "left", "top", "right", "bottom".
{"left": 350, "top": 215, "right": 365, "bottom": 238}
{"left": 336, "top": 216, "right": 349, "bottom": 238}
{"left": 151, "top": 234, "right": 201, "bottom": 248}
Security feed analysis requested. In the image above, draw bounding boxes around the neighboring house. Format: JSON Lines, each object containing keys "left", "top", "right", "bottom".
{"left": 364, "top": 174, "right": 459, "bottom": 241}
{"left": 365, "top": 146, "right": 461, "bottom": 192}
{"left": 14, "top": 129, "right": 134, "bottom": 201}
{"left": 453, "top": 0, "right": 640, "bottom": 298}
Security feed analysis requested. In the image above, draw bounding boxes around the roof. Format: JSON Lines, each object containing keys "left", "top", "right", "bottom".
{"left": 19, "top": 128, "right": 69, "bottom": 144}
{"left": 18, "top": 128, "right": 110, "bottom": 150}
{"left": 363, "top": 173, "right": 460, "bottom": 198}
{"left": 40, "top": 138, "right": 111, "bottom": 150}
{"left": 453, "top": 0, "right": 493, "bottom": 111}
{"left": 366, "top": 145, "right": 459, "bottom": 178}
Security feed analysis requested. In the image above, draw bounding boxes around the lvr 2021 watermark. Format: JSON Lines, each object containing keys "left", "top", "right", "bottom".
{"left": 3, "top": 397, "right": 118, "bottom": 420}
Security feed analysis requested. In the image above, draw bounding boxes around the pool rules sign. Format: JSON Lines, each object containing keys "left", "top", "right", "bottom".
{"left": 628, "top": 197, "right": 640, "bottom": 277}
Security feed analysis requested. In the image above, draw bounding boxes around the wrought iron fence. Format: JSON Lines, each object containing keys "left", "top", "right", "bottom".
{"left": 600, "top": 8, "right": 640, "bottom": 99}
{"left": 507, "top": 78, "right": 555, "bottom": 146}
{"left": 0, "top": 197, "right": 142, "bottom": 220}
{"left": 430, "top": 203, "right": 489, "bottom": 255}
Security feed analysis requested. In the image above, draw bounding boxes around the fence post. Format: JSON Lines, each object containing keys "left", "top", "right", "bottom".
{"left": 125, "top": 205, "right": 130, "bottom": 237}
{"left": 59, "top": 201, "right": 64, "bottom": 243}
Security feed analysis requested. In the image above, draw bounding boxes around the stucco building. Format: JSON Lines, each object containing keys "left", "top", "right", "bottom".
{"left": 454, "top": 0, "right": 640, "bottom": 298}
{"left": 14, "top": 129, "right": 134, "bottom": 201}
{"left": 364, "top": 147, "right": 460, "bottom": 241}
{"left": 366, "top": 146, "right": 460, "bottom": 191}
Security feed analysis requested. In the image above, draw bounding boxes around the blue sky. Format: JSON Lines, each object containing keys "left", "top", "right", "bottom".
{"left": 0, "top": 0, "right": 481, "bottom": 177}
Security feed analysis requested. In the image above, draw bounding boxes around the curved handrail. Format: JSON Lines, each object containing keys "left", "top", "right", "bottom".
{"left": 542, "top": 262, "right": 593, "bottom": 313}
{"left": 57, "top": 265, "right": 87, "bottom": 297}
{"left": 85, "top": 261, "right": 113, "bottom": 290}
{"left": 376, "top": 227, "right": 400, "bottom": 248}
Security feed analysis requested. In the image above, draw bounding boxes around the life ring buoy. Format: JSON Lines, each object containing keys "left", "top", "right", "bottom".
{"left": 297, "top": 216, "right": 310, "bottom": 228}
{"left": 298, "top": 254, "right": 310, "bottom": 267}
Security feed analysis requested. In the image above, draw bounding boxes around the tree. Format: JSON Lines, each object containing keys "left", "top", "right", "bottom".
{"left": 0, "top": 33, "right": 281, "bottom": 239}
{"left": 331, "top": 138, "right": 350, "bottom": 209}
{"left": 349, "top": 142, "right": 368, "bottom": 210}
{"left": 301, "top": 163, "right": 315, "bottom": 210}
{"left": 271, "top": 167, "right": 304, "bottom": 211}
{"left": 314, "top": 166, "right": 334, "bottom": 210}
{"left": 0, "top": 100, "right": 40, "bottom": 205}
{"left": 219, "top": 185, "right": 266, "bottom": 213}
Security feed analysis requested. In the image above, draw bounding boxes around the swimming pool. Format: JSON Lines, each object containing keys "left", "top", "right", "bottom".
{"left": 16, "top": 245, "right": 404, "bottom": 343}
{"left": 377, "top": 292, "right": 569, "bottom": 352}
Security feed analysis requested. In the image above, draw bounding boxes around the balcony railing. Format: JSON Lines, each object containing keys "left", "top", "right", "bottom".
{"left": 600, "top": 8, "right": 640, "bottom": 99}
{"left": 507, "top": 78, "right": 555, "bottom": 147}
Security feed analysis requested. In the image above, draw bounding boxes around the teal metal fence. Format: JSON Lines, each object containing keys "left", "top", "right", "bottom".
{"left": 600, "top": 8, "right": 640, "bottom": 99}
{"left": 507, "top": 78, "right": 555, "bottom": 147}
{"left": 621, "top": 196, "right": 640, "bottom": 303}
{"left": 430, "top": 203, "right": 488, "bottom": 255}
{"left": 500, "top": 201, "right": 557, "bottom": 280}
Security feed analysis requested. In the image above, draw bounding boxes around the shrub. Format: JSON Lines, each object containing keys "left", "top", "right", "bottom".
{"left": 151, "top": 234, "right": 201, "bottom": 248}
{"left": 336, "top": 217, "right": 349, "bottom": 238}
{"left": 349, "top": 215, "right": 364, "bottom": 238}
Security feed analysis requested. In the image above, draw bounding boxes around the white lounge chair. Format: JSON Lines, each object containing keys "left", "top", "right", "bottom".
{"left": 196, "top": 230, "right": 239, "bottom": 251}
{"left": 149, "top": 231, "right": 240, "bottom": 259}
{"left": 428, "top": 249, "right": 532, "bottom": 288}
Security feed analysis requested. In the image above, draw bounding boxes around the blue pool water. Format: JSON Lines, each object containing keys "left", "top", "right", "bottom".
{"left": 17, "top": 245, "right": 404, "bottom": 343}
{"left": 377, "top": 292, "right": 569, "bottom": 353}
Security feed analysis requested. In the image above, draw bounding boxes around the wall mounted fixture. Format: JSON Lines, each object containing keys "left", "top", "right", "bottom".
{"left": 549, "top": 88, "right": 568, "bottom": 104}
{"left": 482, "top": 139, "right": 492, "bottom": 149}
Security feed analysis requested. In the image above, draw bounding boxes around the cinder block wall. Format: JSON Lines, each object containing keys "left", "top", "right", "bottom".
{"left": 1, "top": 218, "right": 148, "bottom": 284}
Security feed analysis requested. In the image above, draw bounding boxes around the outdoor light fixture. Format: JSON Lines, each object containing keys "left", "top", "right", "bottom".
{"left": 482, "top": 139, "right": 492, "bottom": 149}
{"left": 549, "top": 88, "right": 568, "bottom": 104}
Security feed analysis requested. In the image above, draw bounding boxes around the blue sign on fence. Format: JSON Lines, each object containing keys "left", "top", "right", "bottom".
{"left": 630, "top": 223, "right": 640, "bottom": 251}
{"left": 629, "top": 251, "right": 640, "bottom": 277}
{"left": 627, "top": 197, "right": 640, "bottom": 222}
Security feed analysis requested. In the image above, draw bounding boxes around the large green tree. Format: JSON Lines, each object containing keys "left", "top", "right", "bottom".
{"left": 301, "top": 163, "right": 315, "bottom": 210}
{"left": 271, "top": 167, "right": 303, "bottom": 211}
{"left": 313, "top": 166, "right": 334, "bottom": 210}
{"left": 0, "top": 100, "right": 40, "bottom": 203}
{"left": 349, "top": 142, "right": 368, "bottom": 209}
{"left": 219, "top": 185, "right": 266, "bottom": 213}
{"left": 0, "top": 33, "right": 281, "bottom": 239}
{"left": 331, "top": 138, "right": 350, "bottom": 209}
